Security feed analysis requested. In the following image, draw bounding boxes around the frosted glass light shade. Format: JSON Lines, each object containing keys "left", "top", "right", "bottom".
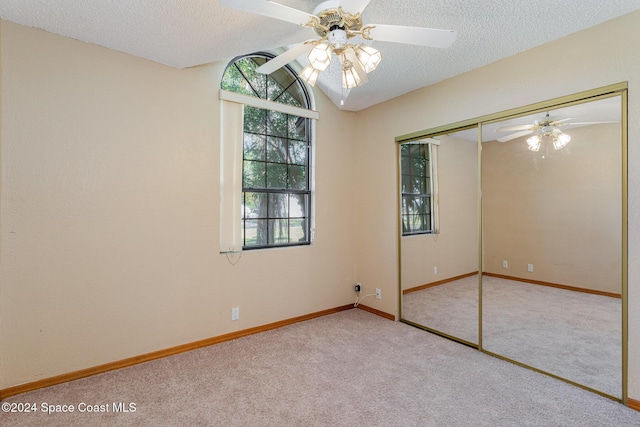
{"left": 355, "top": 45, "right": 382, "bottom": 73}
{"left": 299, "top": 64, "right": 320, "bottom": 86}
{"left": 342, "top": 61, "right": 363, "bottom": 89}
{"left": 553, "top": 132, "right": 571, "bottom": 150}
{"left": 308, "top": 43, "right": 332, "bottom": 71}
{"left": 526, "top": 134, "right": 541, "bottom": 152}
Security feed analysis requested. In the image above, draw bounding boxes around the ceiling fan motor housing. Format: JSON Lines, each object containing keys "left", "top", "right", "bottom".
{"left": 312, "top": 1, "right": 363, "bottom": 39}
{"left": 328, "top": 27, "right": 348, "bottom": 51}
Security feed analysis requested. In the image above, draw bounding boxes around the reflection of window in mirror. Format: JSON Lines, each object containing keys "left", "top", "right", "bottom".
{"left": 401, "top": 141, "right": 438, "bottom": 236}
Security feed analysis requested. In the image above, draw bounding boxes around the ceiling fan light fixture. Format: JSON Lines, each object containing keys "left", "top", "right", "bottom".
{"left": 526, "top": 134, "right": 541, "bottom": 152}
{"left": 299, "top": 64, "right": 320, "bottom": 86}
{"left": 341, "top": 60, "right": 362, "bottom": 89}
{"left": 308, "top": 42, "right": 332, "bottom": 71}
{"left": 553, "top": 132, "right": 571, "bottom": 150}
{"left": 355, "top": 44, "right": 382, "bottom": 73}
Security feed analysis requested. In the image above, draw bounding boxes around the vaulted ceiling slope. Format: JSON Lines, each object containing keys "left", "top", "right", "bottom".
{"left": 1, "top": 1, "right": 639, "bottom": 111}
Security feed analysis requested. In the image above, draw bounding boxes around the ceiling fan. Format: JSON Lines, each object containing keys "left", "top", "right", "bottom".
{"left": 219, "top": 0, "right": 457, "bottom": 90}
{"left": 495, "top": 112, "right": 618, "bottom": 151}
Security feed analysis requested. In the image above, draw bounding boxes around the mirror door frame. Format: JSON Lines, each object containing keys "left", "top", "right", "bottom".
{"left": 396, "top": 82, "right": 628, "bottom": 403}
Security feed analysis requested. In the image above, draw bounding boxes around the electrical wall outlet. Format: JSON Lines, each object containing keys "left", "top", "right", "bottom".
{"left": 375, "top": 288, "right": 382, "bottom": 299}
{"left": 503, "top": 260, "right": 509, "bottom": 268}
{"left": 231, "top": 307, "right": 239, "bottom": 321}
{"left": 528, "top": 264, "right": 534, "bottom": 272}
{"left": 355, "top": 283, "right": 361, "bottom": 293}
{"left": 434, "top": 266, "right": 438, "bottom": 275}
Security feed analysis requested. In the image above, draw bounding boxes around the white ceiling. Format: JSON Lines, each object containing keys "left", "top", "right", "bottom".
{"left": 1, "top": 1, "right": 639, "bottom": 111}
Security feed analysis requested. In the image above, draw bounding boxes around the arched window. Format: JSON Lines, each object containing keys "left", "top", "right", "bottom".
{"left": 221, "top": 53, "right": 314, "bottom": 250}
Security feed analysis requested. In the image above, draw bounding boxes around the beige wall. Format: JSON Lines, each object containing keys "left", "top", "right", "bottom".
{"left": 355, "top": 11, "right": 640, "bottom": 400}
{"left": 483, "top": 123, "right": 621, "bottom": 293}
{"left": 401, "top": 134, "right": 478, "bottom": 290}
{"left": 0, "top": 21, "right": 359, "bottom": 389}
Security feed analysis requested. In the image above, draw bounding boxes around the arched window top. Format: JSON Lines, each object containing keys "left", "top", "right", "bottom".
{"left": 221, "top": 53, "right": 311, "bottom": 110}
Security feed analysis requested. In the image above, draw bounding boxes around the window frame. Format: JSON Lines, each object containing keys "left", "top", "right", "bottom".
{"left": 222, "top": 53, "right": 314, "bottom": 250}
{"left": 401, "top": 142, "right": 436, "bottom": 236}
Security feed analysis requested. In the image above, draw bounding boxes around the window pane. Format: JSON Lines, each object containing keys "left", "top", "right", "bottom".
{"left": 419, "top": 144, "right": 428, "bottom": 159}
{"left": 279, "top": 89, "right": 303, "bottom": 108}
{"left": 244, "top": 134, "right": 265, "bottom": 161}
{"left": 244, "top": 219, "right": 268, "bottom": 247}
{"left": 268, "top": 193, "right": 289, "bottom": 218}
{"left": 411, "top": 157, "right": 426, "bottom": 177}
{"left": 289, "top": 140, "right": 307, "bottom": 165}
{"left": 221, "top": 64, "right": 253, "bottom": 97}
{"left": 242, "top": 61, "right": 267, "bottom": 99}
{"left": 244, "top": 107, "right": 266, "bottom": 134}
{"left": 268, "top": 219, "right": 289, "bottom": 244}
{"left": 411, "top": 176, "right": 426, "bottom": 194}
{"left": 268, "top": 110, "right": 288, "bottom": 137}
{"left": 243, "top": 160, "right": 266, "bottom": 188}
{"left": 401, "top": 174, "right": 411, "bottom": 193}
{"left": 267, "top": 70, "right": 296, "bottom": 103}
{"left": 267, "top": 137, "right": 287, "bottom": 163}
{"left": 267, "top": 163, "right": 288, "bottom": 189}
{"left": 410, "top": 197, "right": 426, "bottom": 215}
{"left": 289, "top": 165, "right": 307, "bottom": 190}
{"left": 401, "top": 156, "right": 411, "bottom": 176}
{"left": 244, "top": 192, "right": 267, "bottom": 219}
{"left": 288, "top": 116, "right": 306, "bottom": 141}
{"left": 408, "top": 215, "right": 428, "bottom": 233}
{"left": 290, "top": 194, "right": 308, "bottom": 218}
{"left": 290, "top": 219, "right": 307, "bottom": 243}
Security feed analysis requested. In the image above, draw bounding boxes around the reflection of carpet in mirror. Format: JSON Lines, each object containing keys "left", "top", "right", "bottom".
{"left": 482, "top": 275, "right": 621, "bottom": 398}
{"left": 403, "top": 274, "right": 621, "bottom": 398}
{"left": 402, "top": 274, "right": 479, "bottom": 344}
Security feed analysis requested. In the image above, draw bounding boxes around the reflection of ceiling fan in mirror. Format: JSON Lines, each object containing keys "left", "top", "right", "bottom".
{"left": 496, "top": 112, "right": 618, "bottom": 152}
{"left": 219, "top": 0, "right": 457, "bottom": 89}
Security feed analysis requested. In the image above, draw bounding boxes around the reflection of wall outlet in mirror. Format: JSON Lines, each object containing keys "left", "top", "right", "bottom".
{"left": 528, "top": 264, "right": 534, "bottom": 272}
{"left": 434, "top": 266, "right": 438, "bottom": 275}
{"left": 375, "top": 288, "right": 382, "bottom": 299}
{"left": 231, "top": 307, "right": 239, "bottom": 321}
{"left": 503, "top": 260, "right": 509, "bottom": 268}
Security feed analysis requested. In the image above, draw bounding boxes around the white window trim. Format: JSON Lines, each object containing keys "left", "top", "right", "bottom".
{"left": 219, "top": 90, "right": 320, "bottom": 120}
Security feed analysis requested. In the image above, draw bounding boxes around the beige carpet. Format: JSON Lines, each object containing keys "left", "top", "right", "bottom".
{"left": 1, "top": 309, "right": 639, "bottom": 426}
{"left": 402, "top": 275, "right": 622, "bottom": 398}
{"left": 482, "top": 275, "right": 621, "bottom": 398}
{"left": 402, "top": 274, "right": 479, "bottom": 344}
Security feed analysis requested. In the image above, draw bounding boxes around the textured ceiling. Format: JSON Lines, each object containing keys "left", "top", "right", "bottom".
{"left": 0, "top": 1, "right": 639, "bottom": 111}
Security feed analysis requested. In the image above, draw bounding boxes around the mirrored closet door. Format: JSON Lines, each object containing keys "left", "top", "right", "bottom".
{"left": 400, "top": 127, "right": 480, "bottom": 346}
{"left": 398, "top": 84, "right": 626, "bottom": 401}
{"left": 480, "top": 94, "right": 624, "bottom": 398}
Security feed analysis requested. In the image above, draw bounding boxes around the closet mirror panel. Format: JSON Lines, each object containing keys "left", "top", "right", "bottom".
{"left": 480, "top": 95, "right": 623, "bottom": 398}
{"left": 400, "top": 128, "right": 479, "bottom": 345}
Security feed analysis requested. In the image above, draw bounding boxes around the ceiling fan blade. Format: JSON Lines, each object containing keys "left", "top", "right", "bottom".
{"left": 219, "top": 0, "right": 315, "bottom": 26}
{"left": 365, "top": 24, "right": 457, "bottom": 48}
{"left": 496, "top": 124, "right": 536, "bottom": 133}
{"left": 339, "top": 0, "right": 372, "bottom": 14}
{"left": 255, "top": 42, "right": 315, "bottom": 74}
{"left": 559, "top": 121, "right": 620, "bottom": 127}
{"left": 497, "top": 130, "right": 534, "bottom": 143}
